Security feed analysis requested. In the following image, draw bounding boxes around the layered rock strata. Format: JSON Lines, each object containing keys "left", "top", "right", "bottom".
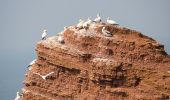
{"left": 22, "top": 22, "right": 170, "bottom": 100}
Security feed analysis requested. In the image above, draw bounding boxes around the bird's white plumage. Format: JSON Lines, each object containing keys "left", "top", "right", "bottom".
{"left": 57, "top": 36, "right": 64, "bottom": 44}
{"left": 42, "top": 29, "right": 47, "bottom": 40}
{"left": 28, "top": 59, "right": 36, "bottom": 67}
{"left": 102, "top": 27, "right": 112, "bottom": 37}
{"left": 83, "top": 21, "right": 88, "bottom": 29}
{"left": 86, "top": 17, "right": 92, "bottom": 25}
{"left": 15, "top": 92, "right": 21, "bottom": 100}
{"left": 94, "top": 13, "right": 101, "bottom": 23}
{"left": 77, "top": 19, "right": 84, "bottom": 28}
{"left": 107, "top": 17, "right": 118, "bottom": 25}
{"left": 82, "top": 17, "right": 92, "bottom": 29}
{"left": 64, "top": 26, "right": 67, "bottom": 31}
{"left": 34, "top": 72, "right": 55, "bottom": 80}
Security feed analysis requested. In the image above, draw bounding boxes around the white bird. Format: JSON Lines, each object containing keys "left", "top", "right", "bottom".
{"left": 15, "top": 92, "right": 21, "bottom": 100}
{"left": 76, "top": 19, "right": 84, "bottom": 29}
{"left": 42, "top": 29, "right": 47, "bottom": 40}
{"left": 86, "top": 17, "right": 92, "bottom": 25}
{"left": 64, "top": 26, "right": 68, "bottom": 31}
{"left": 83, "top": 22, "right": 88, "bottom": 30}
{"left": 57, "top": 36, "right": 64, "bottom": 44}
{"left": 34, "top": 72, "right": 55, "bottom": 80}
{"left": 102, "top": 27, "right": 112, "bottom": 37}
{"left": 107, "top": 17, "right": 118, "bottom": 25}
{"left": 94, "top": 13, "right": 101, "bottom": 23}
{"left": 27, "top": 59, "right": 36, "bottom": 68}
{"left": 82, "top": 17, "right": 92, "bottom": 30}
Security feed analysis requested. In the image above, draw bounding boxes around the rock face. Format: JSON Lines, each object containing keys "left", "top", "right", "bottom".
{"left": 22, "top": 22, "right": 170, "bottom": 100}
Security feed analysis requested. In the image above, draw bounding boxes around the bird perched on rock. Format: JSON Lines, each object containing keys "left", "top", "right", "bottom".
{"left": 82, "top": 17, "right": 92, "bottom": 30}
{"left": 15, "top": 92, "right": 22, "bottom": 100}
{"left": 107, "top": 17, "right": 118, "bottom": 25}
{"left": 34, "top": 72, "right": 55, "bottom": 80}
{"left": 86, "top": 17, "right": 92, "bottom": 25}
{"left": 64, "top": 26, "right": 68, "bottom": 31}
{"left": 57, "top": 36, "right": 64, "bottom": 44}
{"left": 102, "top": 27, "right": 112, "bottom": 37}
{"left": 94, "top": 13, "right": 101, "bottom": 23}
{"left": 27, "top": 59, "right": 36, "bottom": 68}
{"left": 76, "top": 19, "right": 84, "bottom": 29}
{"left": 42, "top": 29, "right": 47, "bottom": 40}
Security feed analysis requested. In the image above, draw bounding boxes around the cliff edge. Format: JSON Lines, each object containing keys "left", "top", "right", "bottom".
{"left": 21, "top": 22, "right": 170, "bottom": 100}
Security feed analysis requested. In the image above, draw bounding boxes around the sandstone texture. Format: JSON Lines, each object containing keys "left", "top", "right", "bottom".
{"left": 22, "top": 22, "right": 170, "bottom": 100}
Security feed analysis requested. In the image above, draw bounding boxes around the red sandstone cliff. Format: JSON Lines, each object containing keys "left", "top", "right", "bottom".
{"left": 21, "top": 22, "right": 170, "bottom": 100}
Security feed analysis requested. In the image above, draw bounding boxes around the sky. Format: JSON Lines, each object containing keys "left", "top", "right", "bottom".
{"left": 0, "top": 0, "right": 170, "bottom": 99}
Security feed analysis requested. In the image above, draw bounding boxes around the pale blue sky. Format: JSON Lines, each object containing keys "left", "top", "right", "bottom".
{"left": 0, "top": 0, "right": 170, "bottom": 99}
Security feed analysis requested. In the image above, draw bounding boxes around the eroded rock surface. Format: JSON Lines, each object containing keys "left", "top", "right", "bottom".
{"left": 22, "top": 22, "right": 170, "bottom": 100}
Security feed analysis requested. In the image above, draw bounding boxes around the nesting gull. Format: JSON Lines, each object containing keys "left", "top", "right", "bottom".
{"left": 34, "top": 72, "right": 55, "bottom": 80}
{"left": 102, "top": 27, "right": 112, "bottom": 37}
{"left": 94, "top": 13, "right": 101, "bottom": 23}
{"left": 42, "top": 29, "right": 47, "bottom": 40}
{"left": 107, "top": 17, "right": 118, "bottom": 25}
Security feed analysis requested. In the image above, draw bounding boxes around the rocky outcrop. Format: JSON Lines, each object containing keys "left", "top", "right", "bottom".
{"left": 22, "top": 22, "right": 170, "bottom": 100}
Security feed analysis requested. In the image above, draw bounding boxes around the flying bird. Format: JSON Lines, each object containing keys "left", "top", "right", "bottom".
{"left": 106, "top": 17, "right": 118, "bottom": 25}
{"left": 15, "top": 92, "right": 21, "bottom": 100}
{"left": 34, "top": 72, "right": 55, "bottom": 80}
{"left": 94, "top": 13, "right": 101, "bottom": 23}
{"left": 102, "top": 27, "right": 112, "bottom": 37}
{"left": 42, "top": 29, "right": 47, "bottom": 40}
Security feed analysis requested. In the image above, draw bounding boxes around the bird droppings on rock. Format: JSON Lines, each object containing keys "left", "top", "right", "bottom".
{"left": 20, "top": 16, "right": 170, "bottom": 100}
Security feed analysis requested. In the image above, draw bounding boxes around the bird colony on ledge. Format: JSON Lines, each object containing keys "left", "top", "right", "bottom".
{"left": 15, "top": 13, "right": 119, "bottom": 100}
{"left": 15, "top": 12, "right": 170, "bottom": 99}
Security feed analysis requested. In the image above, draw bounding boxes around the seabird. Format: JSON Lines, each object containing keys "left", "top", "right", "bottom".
{"left": 64, "top": 26, "right": 68, "bottom": 31}
{"left": 76, "top": 19, "right": 84, "bottom": 29}
{"left": 102, "top": 27, "right": 112, "bottom": 37}
{"left": 42, "top": 29, "right": 47, "bottom": 40}
{"left": 34, "top": 72, "right": 55, "bottom": 80}
{"left": 86, "top": 17, "right": 92, "bottom": 25}
{"left": 57, "top": 36, "right": 64, "bottom": 44}
{"left": 15, "top": 92, "right": 21, "bottom": 100}
{"left": 27, "top": 59, "right": 36, "bottom": 68}
{"left": 93, "top": 13, "right": 101, "bottom": 23}
{"left": 107, "top": 17, "right": 118, "bottom": 25}
{"left": 83, "top": 17, "right": 92, "bottom": 30}
{"left": 83, "top": 22, "right": 88, "bottom": 30}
